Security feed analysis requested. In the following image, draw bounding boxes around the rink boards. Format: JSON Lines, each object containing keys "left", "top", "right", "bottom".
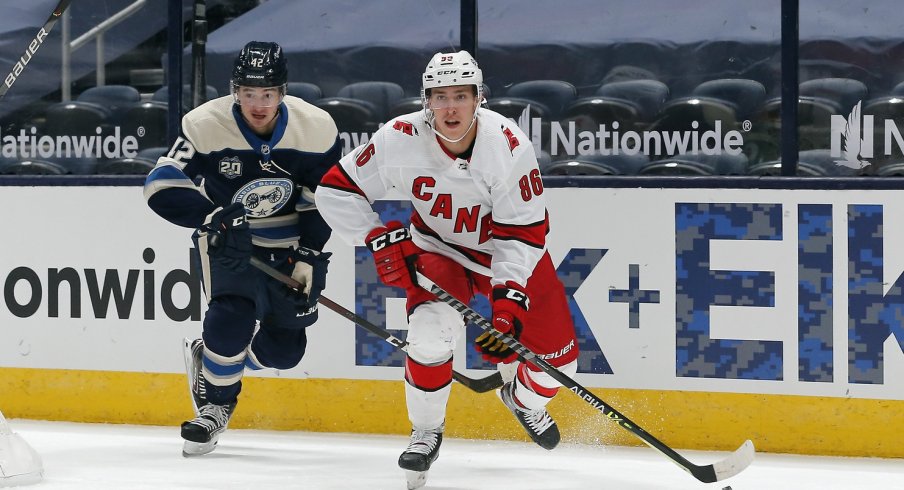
{"left": 1, "top": 185, "right": 902, "bottom": 458}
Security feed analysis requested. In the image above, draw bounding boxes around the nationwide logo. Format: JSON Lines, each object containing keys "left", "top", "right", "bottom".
{"left": 832, "top": 101, "right": 871, "bottom": 169}
{"left": 337, "top": 106, "right": 752, "bottom": 158}
{"left": 831, "top": 100, "right": 904, "bottom": 168}
{"left": 0, "top": 126, "right": 140, "bottom": 159}
{"left": 515, "top": 106, "right": 746, "bottom": 157}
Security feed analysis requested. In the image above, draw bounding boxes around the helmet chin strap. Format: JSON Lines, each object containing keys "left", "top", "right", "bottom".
{"left": 429, "top": 106, "right": 479, "bottom": 144}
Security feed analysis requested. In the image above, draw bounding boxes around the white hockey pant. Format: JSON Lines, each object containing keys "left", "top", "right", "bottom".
{"left": 404, "top": 301, "right": 465, "bottom": 430}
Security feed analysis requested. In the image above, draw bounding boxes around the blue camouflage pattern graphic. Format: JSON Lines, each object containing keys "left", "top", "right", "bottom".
{"left": 675, "top": 203, "right": 783, "bottom": 379}
{"left": 847, "top": 204, "right": 904, "bottom": 384}
{"left": 798, "top": 205, "right": 833, "bottom": 382}
{"left": 557, "top": 248, "right": 612, "bottom": 374}
{"left": 350, "top": 199, "right": 904, "bottom": 387}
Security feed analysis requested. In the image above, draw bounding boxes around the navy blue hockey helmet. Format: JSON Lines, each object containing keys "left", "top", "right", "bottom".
{"left": 232, "top": 41, "right": 288, "bottom": 88}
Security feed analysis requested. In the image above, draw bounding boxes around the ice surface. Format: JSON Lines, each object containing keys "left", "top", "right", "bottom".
{"left": 5, "top": 419, "right": 902, "bottom": 489}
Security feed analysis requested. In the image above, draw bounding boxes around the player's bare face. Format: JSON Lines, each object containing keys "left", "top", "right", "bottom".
{"left": 235, "top": 86, "right": 282, "bottom": 135}
{"left": 428, "top": 86, "right": 479, "bottom": 145}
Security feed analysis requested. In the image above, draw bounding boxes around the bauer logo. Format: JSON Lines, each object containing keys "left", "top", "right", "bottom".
{"left": 5, "top": 27, "right": 49, "bottom": 88}
{"left": 830, "top": 100, "right": 904, "bottom": 168}
{"left": 0, "top": 126, "right": 139, "bottom": 159}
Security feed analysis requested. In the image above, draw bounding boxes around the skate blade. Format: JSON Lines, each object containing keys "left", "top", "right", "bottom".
{"left": 182, "top": 438, "right": 218, "bottom": 457}
{"left": 0, "top": 471, "right": 43, "bottom": 487}
{"left": 404, "top": 469, "right": 428, "bottom": 490}
{"left": 182, "top": 337, "right": 201, "bottom": 416}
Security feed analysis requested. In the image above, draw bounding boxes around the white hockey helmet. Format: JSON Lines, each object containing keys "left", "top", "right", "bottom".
{"left": 421, "top": 51, "right": 484, "bottom": 143}
{"left": 422, "top": 50, "right": 483, "bottom": 94}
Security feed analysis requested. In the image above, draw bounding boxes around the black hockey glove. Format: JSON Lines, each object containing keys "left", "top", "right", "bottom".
{"left": 202, "top": 203, "right": 252, "bottom": 272}
{"left": 282, "top": 246, "right": 332, "bottom": 316}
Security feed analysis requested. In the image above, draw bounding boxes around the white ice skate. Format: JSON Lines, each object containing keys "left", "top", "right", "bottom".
{"left": 0, "top": 411, "right": 43, "bottom": 487}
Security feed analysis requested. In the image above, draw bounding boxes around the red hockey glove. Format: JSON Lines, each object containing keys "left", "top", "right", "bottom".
{"left": 365, "top": 221, "right": 419, "bottom": 290}
{"left": 475, "top": 282, "right": 529, "bottom": 363}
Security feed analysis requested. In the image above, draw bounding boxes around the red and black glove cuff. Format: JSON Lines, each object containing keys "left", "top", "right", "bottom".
{"left": 365, "top": 220, "right": 412, "bottom": 252}
{"left": 491, "top": 281, "right": 530, "bottom": 311}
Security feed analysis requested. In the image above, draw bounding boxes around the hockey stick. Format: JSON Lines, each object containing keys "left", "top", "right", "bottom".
{"left": 0, "top": 0, "right": 72, "bottom": 101}
{"left": 190, "top": 0, "right": 208, "bottom": 109}
{"left": 248, "top": 256, "right": 504, "bottom": 394}
{"left": 414, "top": 271, "right": 755, "bottom": 484}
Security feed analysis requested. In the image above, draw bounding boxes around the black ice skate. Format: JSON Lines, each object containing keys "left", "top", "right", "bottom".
{"left": 180, "top": 401, "right": 236, "bottom": 457}
{"left": 398, "top": 424, "right": 443, "bottom": 490}
{"left": 182, "top": 338, "right": 206, "bottom": 415}
{"left": 498, "top": 381, "right": 560, "bottom": 450}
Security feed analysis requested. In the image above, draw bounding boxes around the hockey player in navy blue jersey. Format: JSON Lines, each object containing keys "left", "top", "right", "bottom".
{"left": 144, "top": 41, "right": 342, "bottom": 456}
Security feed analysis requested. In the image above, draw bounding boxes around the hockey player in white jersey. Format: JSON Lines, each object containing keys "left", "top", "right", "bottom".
{"left": 315, "top": 51, "right": 579, "bottom": 488}
{"left": 144, "top": 41, "right": 341, "bottom": 456}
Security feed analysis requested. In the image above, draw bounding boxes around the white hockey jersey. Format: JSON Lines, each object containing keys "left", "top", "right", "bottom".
{"left": 315, "top": 108, "right": 548, "bottom": 288}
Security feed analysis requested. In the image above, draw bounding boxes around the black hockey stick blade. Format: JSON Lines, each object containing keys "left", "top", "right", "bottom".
{"left": 414, "top": 271, "right": 755, "bottom": 483}
{"left": 0, "top": 0, "right": 72, "bottom": 100}
{"left": 248, "top": 256, "right": 503, "bottom": 394}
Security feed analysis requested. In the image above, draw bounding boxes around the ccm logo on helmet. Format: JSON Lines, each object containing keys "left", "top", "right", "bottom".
{"left": 436, "top": 70, "right": 458, "bottom": 75}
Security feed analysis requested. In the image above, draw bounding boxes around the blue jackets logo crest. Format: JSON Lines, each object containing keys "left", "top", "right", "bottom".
{"left": 234, "top": 178, "right": 293, "bottom": 217}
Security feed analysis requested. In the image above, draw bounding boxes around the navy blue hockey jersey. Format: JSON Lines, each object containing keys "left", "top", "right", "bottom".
{"left": 143, "top": 95, "right": 341, "bottom": 250}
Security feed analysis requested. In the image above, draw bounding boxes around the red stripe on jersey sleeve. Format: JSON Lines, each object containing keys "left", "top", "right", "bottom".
{"left": 491, "top": 211, "right": 548, "bottom": 249}
{"left": 319, "top": 164, "right": 367, "bottom": 198}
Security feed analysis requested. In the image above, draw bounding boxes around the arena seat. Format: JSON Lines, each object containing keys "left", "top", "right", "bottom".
{"left": 503, "top": 80, "right": 577, "bottom": 119}
{"left": 55, "top": 156, "right": 99, "bottom": 175}
{"left": 649, "top": 79, "right": 765, "bottom": 135}
{"left": 562, "top": 79, "right": 669, "bottom": 133}
{"left": 43, "top": 101, "right": 112, "bottom": 137}
{"left": 640, "top": 152, "right": 748, "bottom": 175}
{"left": 799, "top": 78, "right": 868, "bottom": 113}
{"left": 541, "top": 159, "right": 616, "bottom": 176}
{"left": 336, "top": 81, "right": 406, "bottom": 120}
{"left": 863, "top": 88, "right": 904, "bottom": 120}
{"left": 96, "top": 157, "right": 156, "bottom": 175}
{"left": 315, "top": 81, "right": 405, "bottom": 132}
{"left": 138, "top": 147, "right": 169, "bottom": 162}
{"left": 0, "top": 159, "right": 68, "bottom": 175}
{"left": 119, "top": 101, "right": 168, "bottom": 148}
{"left": 287, "top": 82, "right": 323, "bottom": 103}
{"left": 77, "top": 85, "right": 141, "bottom": 114}
{"left": 542, "top": 152, "right": 648, "bottom": 176}
{"left": 747, "top": 149, "right": 861, "bottom": 176}
{"left": 152, "top": 84, "right": 220, "bottom": 111}
{"left": 693, "top": 79, "right": 767, "bottom": 120}
{"left": 875, "top": 161, "right": 904, "bottom": 176}
{"left": 387, "top": 97, "right": 423, "bottom": 120}
{"left": 314, "top": 97, "right": 379, "bottom": 133}
{"left": 486, "top": 97, "right": 549, "bottom": 120}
